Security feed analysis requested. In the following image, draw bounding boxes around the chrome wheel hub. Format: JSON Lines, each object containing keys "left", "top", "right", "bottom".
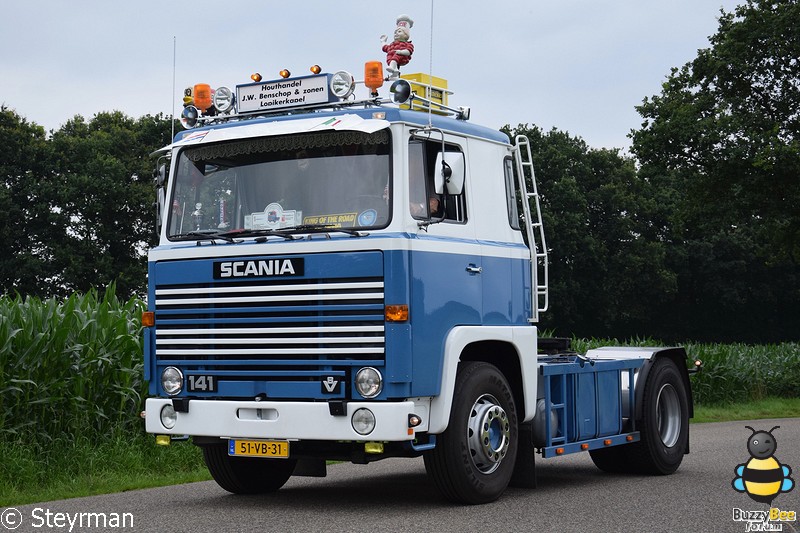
{"left": 467, "top": 394, "right": 510, "bottom": 474}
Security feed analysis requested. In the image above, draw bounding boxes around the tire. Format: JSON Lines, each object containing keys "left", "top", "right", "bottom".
{"left": 202, "top": 444, "right": 297, "bottom": 494}
{"left": 589, "top": 443, "right": 629, "bottom": 473}
{"left": 591, "top": 357, "right": 689, "bottom": 475}
{"left": 424, "top": 361, "right": 518, "bottom": 504}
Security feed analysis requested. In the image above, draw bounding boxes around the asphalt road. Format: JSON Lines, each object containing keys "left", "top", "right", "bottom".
{"left": 6, "top": 419, "right": 799, "bottom": 533}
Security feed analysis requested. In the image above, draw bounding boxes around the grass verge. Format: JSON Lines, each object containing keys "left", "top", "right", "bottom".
{"left": 0, "top": 434, "right": 210, "bottom": 507}
{"left": 2, "top": 398, "right": 797, "bottom": 506}
{"left": 692, "top": 397, "right": 800, "bottom": 424}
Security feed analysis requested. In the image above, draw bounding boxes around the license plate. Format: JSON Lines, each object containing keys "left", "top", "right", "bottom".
{"left": 228, "top": 439, "right": 290, "bottom": 458}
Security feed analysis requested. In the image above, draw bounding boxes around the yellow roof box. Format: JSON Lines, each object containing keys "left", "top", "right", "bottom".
{"left": 400, "top": 73, "right": 452, "bottom": 115}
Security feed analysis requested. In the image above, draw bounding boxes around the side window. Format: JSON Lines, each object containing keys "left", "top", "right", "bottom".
{"left": 503, "top": 157, "right": 521, "bottom": 230}
{"left": 409, "top": 138, "right": 467, "bottom": 223}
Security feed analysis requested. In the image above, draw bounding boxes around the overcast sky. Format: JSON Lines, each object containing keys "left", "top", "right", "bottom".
{"left": 2, "top": 1, "right": 742, "bottom": 151}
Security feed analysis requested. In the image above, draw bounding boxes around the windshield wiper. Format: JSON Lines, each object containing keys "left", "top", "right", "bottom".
{"left": 275, "top": 224, "right": 367, "bottom": 237}
{"left": 172, "top": 230, "right": 240, "bottom": 244}
{"left": 220, "top": 228, "right": 301, "bottom": 241}
{"left": 171, "top": 224, "right": 366, "bottom": 243}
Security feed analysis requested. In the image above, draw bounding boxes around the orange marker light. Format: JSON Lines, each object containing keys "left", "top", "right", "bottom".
{"left": 581, "top": 443, "right": 589, "bottom": 450}
{"left": 142, "top": 311, "right": 155, "bottom": 327}
{"left": 279, "top": 69, "right": 291, "bottom": 79}
{"left": 556, "top": 448, "right": 565, "bottom": 455}
{"left": 364, "top": 61, "right": 384, "bottom": 92}
{"left": 251, "top": 72, "right": 263, "bottom": 82}
{"left": 385, "top": 305, "right": 409, "bottom": 322}
{"left": 310, "top": 64, "right": 322, "bottom": 74}
{"left": 193, "top": 83, "right": 212, "bottom": 111}
{"left": 604, "top": 439, "right": 612, "bottom": 446}
{"left": 626, "top": 435, "right": 634, "bottom": 442}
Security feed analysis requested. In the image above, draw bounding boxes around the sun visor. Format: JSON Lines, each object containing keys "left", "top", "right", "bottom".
{"left": 151, "top": 114, "right": 390, "bottom": 156}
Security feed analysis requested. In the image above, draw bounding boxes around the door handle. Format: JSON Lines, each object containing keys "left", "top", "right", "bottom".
{"left": 466, "top": 264, "right": 482, "bottom": 274}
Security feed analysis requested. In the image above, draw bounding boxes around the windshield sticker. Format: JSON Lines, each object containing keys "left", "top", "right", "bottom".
{"left": 303, "top": 213, "right": 358, "bottom": 228}
{"left": 357, "top": 209, "right": 378, "bottom": 226}
{"left": 245, "top": 203, "right": 301, "bottom": 230}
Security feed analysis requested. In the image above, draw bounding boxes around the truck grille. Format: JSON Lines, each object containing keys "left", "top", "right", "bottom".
{"left": 155, "top": 277, "right": 385, "bottom": 363}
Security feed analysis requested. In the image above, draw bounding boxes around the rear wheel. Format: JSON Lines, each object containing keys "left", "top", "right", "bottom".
{"left": 590, "top": 357, "right": 689, "bottom": 474}
{"left": 424, "top": 362, "right": 518, "bottom": 504}
{"left": 202, "top": 444, "right": 297, "bottom": 494}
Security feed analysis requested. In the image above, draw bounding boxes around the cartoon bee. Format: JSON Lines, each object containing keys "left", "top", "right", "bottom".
{"left": 732, "top": 426, "right": 794, "bottom": 504}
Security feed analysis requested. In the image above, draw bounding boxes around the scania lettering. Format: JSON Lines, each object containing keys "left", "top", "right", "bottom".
{"left": 214, "top": 259, "right": 301, "bottom": 279}
{"left": 143, "top": 50, "right": 696, "bottom": 504}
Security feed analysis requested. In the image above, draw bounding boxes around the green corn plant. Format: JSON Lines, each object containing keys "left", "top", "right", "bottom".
{"left": 0, "top": 286, "right": 145, "bottom": 444}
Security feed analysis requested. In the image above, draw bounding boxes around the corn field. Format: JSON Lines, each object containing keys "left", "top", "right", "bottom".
{"left": 573, "top": 337, "right": 800, "bottom": 405}
{"left": 0, "top": 286, "right": 145, "bottom": 443}
{"left": 1, "top": 290, "right": 798, "bottom": 446}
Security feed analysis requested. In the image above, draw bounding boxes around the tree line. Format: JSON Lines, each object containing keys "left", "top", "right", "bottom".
{"left": 1, "top": 0, "right": 796, "bottom": 342}
{"left": 0, "top": 110, "right": 172, "bottom": 298}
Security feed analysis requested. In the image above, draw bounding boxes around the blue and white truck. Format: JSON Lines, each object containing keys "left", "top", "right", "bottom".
{"left": 142, "top": 60, "right": 694, "bottom": 504}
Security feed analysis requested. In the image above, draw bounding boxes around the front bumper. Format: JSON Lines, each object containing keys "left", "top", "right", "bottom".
{"left": 145, "top": 398, "right": 430, "bottom": 441}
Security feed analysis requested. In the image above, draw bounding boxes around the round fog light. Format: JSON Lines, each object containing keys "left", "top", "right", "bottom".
{"left": 352, "top": 408, "right": 376, "bottom": 435}
{"left": 160, "top": 404, "right": 177, "bottom": 430}
{"left": 355, "top": 367, "right": 383, "bottom": 399}
{"left": 161, "top": 366, "right": 184, "bottom": 396}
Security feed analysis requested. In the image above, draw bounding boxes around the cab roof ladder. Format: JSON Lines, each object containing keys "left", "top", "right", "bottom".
{"left": 514, "top": 135, "right": 549, "bottom": 322}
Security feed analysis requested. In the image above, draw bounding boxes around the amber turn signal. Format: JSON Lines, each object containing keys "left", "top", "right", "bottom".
{"left": 142, "top": 311, "right": 155, "bottom": 327}
{"left": 385, "top": 305, "right": 409, "bottom": 322}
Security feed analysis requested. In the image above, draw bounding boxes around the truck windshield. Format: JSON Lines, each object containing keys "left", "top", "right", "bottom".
{"left": 167, "top": 129, "right": 391, "bottom": 238}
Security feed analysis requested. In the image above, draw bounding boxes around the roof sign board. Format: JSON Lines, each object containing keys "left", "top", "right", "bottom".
{"left": 237, "top": 74, "right": 336, "bottom": 114}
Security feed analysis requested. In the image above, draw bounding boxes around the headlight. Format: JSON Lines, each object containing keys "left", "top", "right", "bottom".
{"left": 161, "top": 366, "right": 184, "bottom": 396}
{"left": 351, "top": 408, "right": 376, "bottom": 435}
{"left": 160, "top": 404, "right": 177, "bottom": 430}
{"left": 355, "top": 367, "right": 383, "bottom": 399}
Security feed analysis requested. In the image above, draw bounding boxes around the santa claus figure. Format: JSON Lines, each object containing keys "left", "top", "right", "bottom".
{"left": 381, "top": 15, "right": 414, "bottom": 79}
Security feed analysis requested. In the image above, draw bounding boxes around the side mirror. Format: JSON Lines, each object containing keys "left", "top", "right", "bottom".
{"left": 156, "top": 164, "right": 167, "bottom": 187}
{"left": 434, "top": 152, "right": 465, "bottom": 195}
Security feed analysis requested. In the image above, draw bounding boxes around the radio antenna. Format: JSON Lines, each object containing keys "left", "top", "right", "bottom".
{"left": 171, "top": 36, "right": 176, "bottom": 142}
{"left": 428, "top": 0, "right": 435, "bottom": 128}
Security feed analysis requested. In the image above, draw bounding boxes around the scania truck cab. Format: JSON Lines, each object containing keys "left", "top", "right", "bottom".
{"left": 143, "top": 62, "right": 693, "bottom": 504}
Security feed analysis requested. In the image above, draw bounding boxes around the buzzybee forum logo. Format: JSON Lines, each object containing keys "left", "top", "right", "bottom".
{"left": 732, "top": 426, "right": 794, "bottom": 504}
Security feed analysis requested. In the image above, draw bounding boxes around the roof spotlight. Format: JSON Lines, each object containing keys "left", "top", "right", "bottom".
{"left": 180, "top": 106, "right": 199, "bottom": 128}
{"left": 213, "top": 86, "right": 234, "bottom": 113}
{"left": 330, "top": 70, "right": 355, "bottom": 99}
{"left": 389, "top": 79, "right": 412, "bottom": 104}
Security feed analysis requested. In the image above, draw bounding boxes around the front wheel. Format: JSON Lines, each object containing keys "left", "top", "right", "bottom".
{"left": 424, "top": 361, "right": 518, "bottom": 504}
{"left": 202, "top": 444, "right": 297, "bottom": 494}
